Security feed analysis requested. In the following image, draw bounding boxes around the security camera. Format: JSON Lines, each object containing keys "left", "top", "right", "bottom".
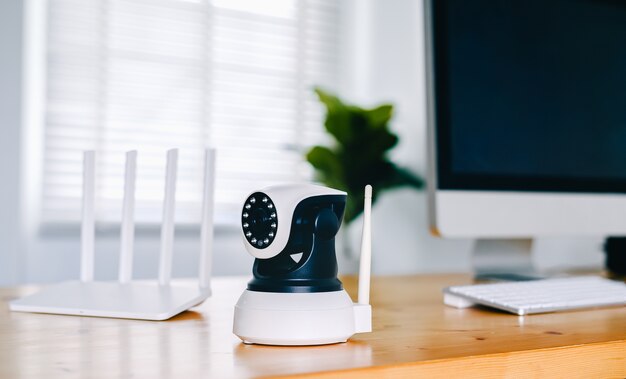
{"left": 240, "top": 183, "right": 347, "bottom": 292}
{"left": 234, "top": 183, "right": 373, "bottom": 346}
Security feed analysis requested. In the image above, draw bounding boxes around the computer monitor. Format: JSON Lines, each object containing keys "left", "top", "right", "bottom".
{"left": 425, "top": 0, "right": 626, "bottom": 240}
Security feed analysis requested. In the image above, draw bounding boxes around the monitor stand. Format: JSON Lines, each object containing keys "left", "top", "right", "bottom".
{"left": 472, "top": 238, "right": 544, "bottom": 282}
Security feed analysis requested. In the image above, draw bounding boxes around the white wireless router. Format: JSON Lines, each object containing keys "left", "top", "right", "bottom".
{"left": 10, "top": 148, "right": 216, "bottom": 321}
{"left": 233, "top": 184, "right": 373, "bottom": 345}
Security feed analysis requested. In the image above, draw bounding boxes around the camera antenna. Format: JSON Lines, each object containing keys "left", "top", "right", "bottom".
{"left": 358, "top": 184, "right": 372, "bottom": 305}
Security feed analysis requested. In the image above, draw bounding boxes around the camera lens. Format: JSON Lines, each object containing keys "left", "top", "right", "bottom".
{"left": 242, "top": 192, "right": 277, "bottom": 249}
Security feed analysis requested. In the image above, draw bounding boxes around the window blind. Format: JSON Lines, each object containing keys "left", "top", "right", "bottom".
{"left": 42, "top": 0, "right": 340, "bottom": 225}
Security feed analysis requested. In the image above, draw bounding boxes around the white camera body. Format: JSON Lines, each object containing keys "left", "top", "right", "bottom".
{"left": 241, "top": 183, "right": 346, "bottom": 260}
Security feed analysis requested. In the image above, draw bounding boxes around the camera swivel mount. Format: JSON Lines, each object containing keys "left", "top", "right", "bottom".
{"left": 243, "top": 190, "right": 345, "bottom": 293}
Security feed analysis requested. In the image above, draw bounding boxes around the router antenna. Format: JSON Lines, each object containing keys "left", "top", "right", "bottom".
{"left": 158, "top": 149, "right": 178, "bottom": 286}
{"left": 80, "top": 151, "right": 96, "bottom": 282}
{"left": 199, "top": 148, "right": 216, "bottom": 291}
{"left": 10, "top": 148, "right": 211, "bottom": 322}
{"left": 358, "top": 185, "right": 373, "bottom": 305}
{"left": 119, "top": 150, "right": 137, "bottom": 283}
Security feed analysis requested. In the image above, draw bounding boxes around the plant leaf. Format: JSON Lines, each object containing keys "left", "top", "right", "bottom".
{"left": 367, "top": 104, "right": 393, "bottom": 129}
{"left": 307, "top": 88, "right": 424, "bottom": 224}
{"left": 314, "top": 87, "right": 344, "bottom": 113}
{"left": 305, "top": 146, "right": 345, "bottom": 190}
{"left": 314, "top": 87, "right": 353, "bottom": 145}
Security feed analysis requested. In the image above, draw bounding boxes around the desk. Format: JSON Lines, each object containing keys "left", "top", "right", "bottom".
{"left": 1, "top": 274, "right": 624, "bottom": 378}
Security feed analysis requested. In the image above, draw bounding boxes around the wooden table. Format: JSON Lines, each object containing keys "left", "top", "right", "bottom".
{"left": 1, "top": 274, "right": 624, "bottom": 378}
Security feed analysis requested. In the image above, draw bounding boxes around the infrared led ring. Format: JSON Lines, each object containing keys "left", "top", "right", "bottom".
{"left": 241, "top": 192, "right": 278, "bottom": 249}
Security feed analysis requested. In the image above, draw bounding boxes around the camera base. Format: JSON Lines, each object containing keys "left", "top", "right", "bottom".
{"left": 233, "top": 290, "right": 371, "bottom": 346}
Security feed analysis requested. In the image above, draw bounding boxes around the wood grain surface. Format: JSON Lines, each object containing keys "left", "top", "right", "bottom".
{"left": 1, "top": 274, "right": 624, "bottom": 378}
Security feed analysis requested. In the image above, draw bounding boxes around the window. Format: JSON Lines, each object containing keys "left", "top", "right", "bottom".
{"left": 42, "top": 0, "right": 340, "bottom": 226}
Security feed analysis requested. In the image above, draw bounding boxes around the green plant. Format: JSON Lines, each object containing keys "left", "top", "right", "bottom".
{"left": 306, "top": 88, "right": 424, "bottom": 225}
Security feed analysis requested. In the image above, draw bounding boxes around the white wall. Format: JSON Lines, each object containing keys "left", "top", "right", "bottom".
{"left": 8, "top": 0, "right": 473, "bottom": 286}
{"left": 337, "top": 0, "right": 474, "bottom": 275}
{"left": 27, "top": 228, "right": 253, "bottom": 283}
{"left": 0, "top": 0, "right": 25, "bottom": 285}
{"left": 1, "top": 0, "right": 604, "bottom": 285}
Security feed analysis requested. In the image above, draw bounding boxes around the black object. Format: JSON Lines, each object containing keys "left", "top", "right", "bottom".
{"left": 604, "top": 237, "right": 626, "bottom": 276}
{"left": 242, "top": 192, "right": 278, "bottom": 249}
{"left": 475, "top": 273, "right": 543, "bottom": 283}
{"left": 430, "top": 0, "right": 626, "bottom": 194}
{"left": 247, "top": 194, "right": 346, "bottom": 293}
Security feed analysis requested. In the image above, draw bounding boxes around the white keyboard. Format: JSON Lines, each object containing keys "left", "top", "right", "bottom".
{"left": 443, "top": 276, "right": 626, "bottom": 315}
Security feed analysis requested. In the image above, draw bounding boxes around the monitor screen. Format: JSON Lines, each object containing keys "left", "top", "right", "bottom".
{"left": 432, "top": 0, "right": 626, "bottom": 193}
